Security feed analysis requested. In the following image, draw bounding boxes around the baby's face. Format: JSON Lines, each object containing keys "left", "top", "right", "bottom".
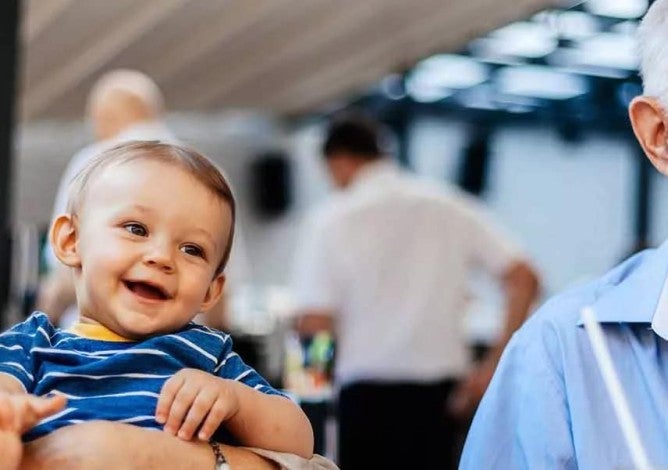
{"left": 73, "top": 158, "right": 231, "bottom": 339}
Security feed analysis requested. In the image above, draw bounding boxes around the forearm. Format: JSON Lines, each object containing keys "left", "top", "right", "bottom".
{"left": 488, "top": 261, "right": 540, "bottom": 363}
{"left": 21, "top": 421, "right": 279, "bottom": 470}
{"left": 226, "top": 381, "right": 314, "bottom": 458}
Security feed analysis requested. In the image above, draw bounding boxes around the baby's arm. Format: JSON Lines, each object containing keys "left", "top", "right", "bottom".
{"left": 156, "top": 368, "right": 313, "bottom": 458}
{"left": 221, "top": 379, "right": 314, "bottom": 458}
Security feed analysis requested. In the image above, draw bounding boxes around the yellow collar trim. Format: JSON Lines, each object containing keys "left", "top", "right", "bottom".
{"left": 68, "top": 323, "right": 133, "bottom": 342}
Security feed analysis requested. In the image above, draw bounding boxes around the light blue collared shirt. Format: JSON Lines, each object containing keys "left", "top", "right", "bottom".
{"left": 461, "top": 240, "right": 668, "bottom": 469}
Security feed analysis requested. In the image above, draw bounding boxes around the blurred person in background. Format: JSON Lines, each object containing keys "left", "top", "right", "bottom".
{"left": 36, "top": 69, "right": 178, "bottom": 326}
{"left": 292, "top": 114, "right": 539, "bottom": 469}
{"left": 461, "top": 2, "right": 668, "bottom": 468}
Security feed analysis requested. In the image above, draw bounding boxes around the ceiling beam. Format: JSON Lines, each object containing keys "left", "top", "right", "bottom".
{"left": 22, "top": 0, "right": 189, "bottom": 120}
{"left": 164, "top": 0, "right": 316, "bottom": 108}
{"left": 189, "top": 0, "right": 374, "bottom": 108}
{"left": 209, "top": 0, "right": 464, "bottom": 108}
{"left": 150, "top": 0, "right": 296, "bottom": 84}
{"left": 262, "top": 0, "right": 456, "bottom": 111}
{"left": 22, "top": 0, "right": 76, "bottom": 45}
{"left": 272, "top": 0, "right": 552, "bottom": 114}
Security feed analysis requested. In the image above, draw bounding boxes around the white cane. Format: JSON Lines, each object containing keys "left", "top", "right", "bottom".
{"left": 581, "top": 306, "right": 652, "bottom": 470}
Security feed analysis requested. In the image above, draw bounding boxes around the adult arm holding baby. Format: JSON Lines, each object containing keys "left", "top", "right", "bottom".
{"left": 0, "top": 375, "right": 282, "bottom": 470}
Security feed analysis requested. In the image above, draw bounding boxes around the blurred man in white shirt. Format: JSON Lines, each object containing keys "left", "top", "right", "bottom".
{"left": 292, "top": 114, "right": 539, "bottom": 469}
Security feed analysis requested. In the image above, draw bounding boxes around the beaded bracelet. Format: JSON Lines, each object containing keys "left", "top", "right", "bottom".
{"left": 209, "top": 440, "right": 231, "bottom": 470}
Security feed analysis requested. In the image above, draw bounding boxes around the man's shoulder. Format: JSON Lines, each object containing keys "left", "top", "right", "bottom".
{"left": 321, "top": 174, "right": 456, "bottom": 220}
{"left": 60, "top": 141, "right": 112, "bottom": 184}
{"left": 302, "top": 194, "right": 353, "bottom": 231}
{"left": 70, "top": 141, "right": 109, "bottom": 165}
{"left": 514, "top": 282, "right": 594, "bottom": 352}
{"left": 516, "top": 251, "right": 651, "bottom": 346}
{"left": 389, "top": 174, "right": 491, "bottom": 221}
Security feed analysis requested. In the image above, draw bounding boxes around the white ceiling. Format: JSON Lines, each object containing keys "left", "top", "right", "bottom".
{"left": 19, "top": 0, "right": 558, "bottom": 121}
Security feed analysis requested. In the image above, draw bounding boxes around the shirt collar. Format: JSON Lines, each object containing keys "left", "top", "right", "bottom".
{"left": 112, "top": 120, "right": 172, "bottom": 144}
{"left": 651, "top": 270, "right": 668, "bottom": 339}
{"left": 68, "top": 322, "right": 133, "bottom": 342}
{"left": 576, "top": 239, "right": 668, "bottom": 340}
{"left": 348, "top": 159, "right": 398, "bottom": 191}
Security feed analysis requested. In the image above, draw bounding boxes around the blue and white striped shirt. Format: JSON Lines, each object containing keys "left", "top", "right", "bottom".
{"left": 0, "top": 312, "right": 286, "bottom": 441}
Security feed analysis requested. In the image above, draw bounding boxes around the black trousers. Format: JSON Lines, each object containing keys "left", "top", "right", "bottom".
{"left": 337, "top": 379, "right": 466, "bottom": 470}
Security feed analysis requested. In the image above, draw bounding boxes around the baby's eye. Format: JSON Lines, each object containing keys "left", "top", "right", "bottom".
{"left": 181, "top": 244, "right": 204, "bottom": 258}
{"left": 124, "top": 223, "right": 147, "bottom": 237}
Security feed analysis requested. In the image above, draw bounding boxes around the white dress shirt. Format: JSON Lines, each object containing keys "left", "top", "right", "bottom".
{"left": 292, "top": 160, "right": 525, "bottom": 385}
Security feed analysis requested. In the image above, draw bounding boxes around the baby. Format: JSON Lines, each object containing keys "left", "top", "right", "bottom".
{"left": 0, "top": 141, "right": 313, "bottom": 468}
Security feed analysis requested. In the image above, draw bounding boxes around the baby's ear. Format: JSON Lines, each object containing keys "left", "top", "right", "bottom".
{"left": 200, "top": 273, "right": 226, "bottom": 313}
{"left": 50, "top": 214, "right": 81, "bottom": 268}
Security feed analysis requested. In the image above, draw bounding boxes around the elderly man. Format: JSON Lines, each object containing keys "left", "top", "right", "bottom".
{"left": 37, "top": 69, "right": 178, "bottom": 324}
{"left": 460, "top": 2, "right": 668, "bottom": 468}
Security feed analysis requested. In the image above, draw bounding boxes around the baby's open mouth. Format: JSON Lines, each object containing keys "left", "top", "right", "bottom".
{"left": 123, "top": 280, "right": 170, "bottom": 301}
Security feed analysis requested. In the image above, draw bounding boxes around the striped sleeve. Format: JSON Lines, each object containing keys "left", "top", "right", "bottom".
{"left": 213, "top": 336, "right": 289, "bottom": 399}
{"left": 0, "top": 312, "right": 53, "bottom": 392}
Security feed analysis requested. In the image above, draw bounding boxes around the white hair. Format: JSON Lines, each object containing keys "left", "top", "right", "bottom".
{"left": 87, "top": 69, "right": 165, "bottom": 115}
{"left": 638, "top": 0, "right": 668, "bottom": 108}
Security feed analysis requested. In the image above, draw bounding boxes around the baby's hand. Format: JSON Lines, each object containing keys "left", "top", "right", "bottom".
{"left": 0, "top": 392, "right": 67, "bottom": 434}
{"left": 156, "top": 368, "right": 240, "bottom": 441}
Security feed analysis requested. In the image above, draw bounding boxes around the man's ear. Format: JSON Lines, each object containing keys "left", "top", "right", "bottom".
{"left": 50, "top": 214, "right": 81, "bottom": 268}
{"left": 201, "top": 273, "right": 226, "bottom": 312}
{"left": 629, "top": 96, "right": 668, "bottom": 175}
